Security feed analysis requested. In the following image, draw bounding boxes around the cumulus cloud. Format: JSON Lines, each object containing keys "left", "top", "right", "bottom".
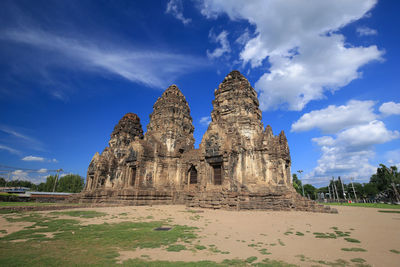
{"left": 1, "top": 28, "right": 206, "bottom": 89}
{"left": 199, "top": 0, "right": 383, "bottom": 110}
{"left": 356, "top": 26, "right": 378, "bottom": 36}
{"left": 207, "top": 30, "right": 231, "bottom": 59}
{"left": 166, "top": 0, "right": 192, "bottom": 25}
{"left": 22, "top": 155, "right": 45, "bottom": 162}
{"left": 308, "top": 120, "right": 399, "bottom": 183}
{"left": 293, "top": 100, "right": 400, "bottom": 184}
{"left": 11, "top": 170, "right": 29, "bottom": 180}
{"left": 291, "top": 100, "right": 377, "bottom": 133}
{"left": 199, "top": 116, "right": 211, "bottom": 126}
{"left": 379, "top": 101, "right": 400, "bottom": 116}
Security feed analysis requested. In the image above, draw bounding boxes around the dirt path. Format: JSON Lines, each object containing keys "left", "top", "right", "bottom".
{"left": 3, "top": 205, "right": 399, "bottom": 266}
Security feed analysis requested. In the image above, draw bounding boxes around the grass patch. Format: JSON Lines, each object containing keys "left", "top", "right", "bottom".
{"left": 166, "top": 244, "right": 186, "bottom": 252}
{"left": 313, "top": 232, "right": 336, "bottom": 239}
{"left": 245, "top": 256, "right": 257, "bottom": 263}
{"left": 295, "top": 231, "right": 304, "bottom": 236}
{"left": 378, "top": 210, "right": 400, "bottom": 213}
{"left": 194, "top": 245, "right": 206, "bottom": 250}
{"left": 351, "top": 258, "right": 366, "bottom": 263}
{"left": 49, "top": 210, "right": 107, "bottom": 218}
{"left": 323, "top": 202, "right": 400, "bottom": 209}
{"left": 0, "top": 211, "right": 198, "bottom": 266}
{"left": 344, "top": 238, "right": 361, "bottom": 243}
{"left": 278, "top": 239, "right": 285, "bottom": 246}
{"left": 259, "top": 248, "right": 271, "bottom": 255}
{"left": 341, "top": 248, "right": 367, "bottom": 252}
{"left": 390, "top": 249, "right": 400, "bottom": 254}
{"left": 119, "top": 213, "right": 128, "bottom": 216}
{"left": 284, "top": 231, "right": 293, "bottom": 235}
{"left": 0, "top": 202, "right": 70, "bottom": 207}
{"left": 334, "top": 230, "right": 350, "bottom": 237}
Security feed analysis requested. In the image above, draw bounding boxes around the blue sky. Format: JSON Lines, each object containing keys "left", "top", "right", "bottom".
{"left": 1, "top": 0, "right": 399, "bottom": 186}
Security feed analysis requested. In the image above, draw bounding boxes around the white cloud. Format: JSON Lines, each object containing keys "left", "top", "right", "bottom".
{"left": 207, "top": 30, "right": 231, "bottom": 59}
{"left": 291, "top": 100, "right": 377, "bottom": 133}
{"left": 11, "top": 170, "right": 29, "bottom": 180}
{"left": 199, "top": 0, "right": 383, "bottom": 110}
{"left": 0, "top": 144, "right": 21, "bottom": 155}
{"left": 379, "top": 101, "right": 400, "bottom": 116}
{"left": 166, "top": 0, "right": 192, "bottom": 25}
{"left": 1, "top": 28, "right": 206, "bottom": 89}
{"left": 235, "top": 28, "right": 250, "bottom": 46}
{"left": 38, "top": 168, "right": 48, "bottom": 173}
{"left": 199, "top": 116, "right": 211, "bottom": 126}
{"left": 22, "top": 155, "right": 45, "bottom": 162}
{"left": 356, "top": 26, "right": 378, "bottom": 36}
{"left": 0, "top": 125, "right": 44, "bottom": 151}
{"left": 51, "top": 158, "right": 58, "bottom": 163}
{"left": 308, "top": 120, "right": 399, "bottom": 183}
{"left": 386, "top": 149, "right": 400, "bottom": 169}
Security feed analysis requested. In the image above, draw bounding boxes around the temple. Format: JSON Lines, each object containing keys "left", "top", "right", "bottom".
{"left": 79, "top": 71, "right": 334, "bottom": 213}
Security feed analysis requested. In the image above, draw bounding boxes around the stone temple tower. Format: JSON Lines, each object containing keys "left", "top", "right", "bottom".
{"left": 80, "top": 71, "right": 334, "bottom": 213}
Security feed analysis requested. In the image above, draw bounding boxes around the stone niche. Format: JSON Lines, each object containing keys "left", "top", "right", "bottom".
{"left": 79, "top": 71, "right": 335, "bottom": 213}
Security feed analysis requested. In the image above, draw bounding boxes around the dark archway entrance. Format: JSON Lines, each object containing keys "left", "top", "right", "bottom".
{"left": 189, "top": 166, "right": 197, "bottom": 184}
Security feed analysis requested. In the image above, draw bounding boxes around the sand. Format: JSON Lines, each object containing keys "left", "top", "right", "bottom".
{"left": 2, "top": 205, "right": 399, "bottom": 266}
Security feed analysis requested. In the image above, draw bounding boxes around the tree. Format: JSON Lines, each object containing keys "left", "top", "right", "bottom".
{"left": 292, "top": 174, "right": 302, "bottom": 195}
{"left": 303, "top": 184, "right": 317, "bottom": 200}
{"left": 56, "top": 174, "right": 84, "bottom": 193}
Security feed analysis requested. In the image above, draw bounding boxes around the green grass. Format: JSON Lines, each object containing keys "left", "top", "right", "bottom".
{"left": 390, "top": 249, "right": 400, "bottom": 254}
{"left": 0, "top": 202, "right": 59, "bottom": 207}
{"left": 341, "top": 248, "right": 367, "bottom": 252}
{"left": 258, "top": 248, "right": 271, "bottom": 255}
{"left": 344, "top": 238, "right": 361, "bottom": 243}
{"left": 245, "top": 256, "right": 257, "bottom": 263}
{"left": 378, "top": 210, "right": 400, "bottom": 213}
{"left": 194, "top": 245, "right": 206, "bottom": 250}
{"left": 49, "top": 210, "right": 107, "bottom": 218}
{"left": 350, "top": 258, "right": 366, "bottom": 263}
{"left": 278, "top": 239, "right": 285, "bottom": 246}
{"left": 166, "top": 244, "right": 186, "bottom": 252}
{"left": 323, "top": 202, "right": 400, "bottom": 209}
{"left": 0, "top": 211, "right": 199, "bottom": 266}
{"left": 313, "top": 232, "right": 337, "bottom": 239}
{"left": 295, "top": 231, "right": 304, "bottom": 236}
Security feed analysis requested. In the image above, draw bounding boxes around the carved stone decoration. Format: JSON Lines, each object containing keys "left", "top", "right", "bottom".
{"left": 79, "top": 71, "right": 336, "bottom": 213}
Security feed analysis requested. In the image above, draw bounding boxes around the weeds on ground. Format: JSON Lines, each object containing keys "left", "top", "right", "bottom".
{"left": 390, "top": 249, "right": 400, "bottom": 254}
{"left": 245, "top": 256, "right": 257, "bottom": 263}
{"left": 166, "top": 244, "right": 186, "bottom": 252}
{"left": 344, "top": 238, "right": 361, "bottom": 243}
{"left": 378, "top": 210, "right": 400, "bottom": 214}
{"left": 49, "top": 210, "right": 107, "bottom": 218}
{"left": 341, "top": 248, "right": 367, "bottom": 252}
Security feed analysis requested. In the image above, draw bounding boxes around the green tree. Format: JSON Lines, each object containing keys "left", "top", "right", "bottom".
{"left": 370, "top": 164, "right": 399, "bottom": 191}
{"left": 56, "top": 174, "right": 84, "bottom": 193}
{"left": 292, "top": 173, "right": 302, "bottom": 195}
{"left": 303, "top": 184, "right": 317, "bottom": 200}
{"left": 0, "top": 177, "right": 6, "bottom": 187}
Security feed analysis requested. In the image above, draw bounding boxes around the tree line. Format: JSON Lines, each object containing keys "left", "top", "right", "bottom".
{"left": 0, "top": 174, "right": 84, "bottom": 193}
{"left": 293, "top": 164, "right": 400, "bottom": 203}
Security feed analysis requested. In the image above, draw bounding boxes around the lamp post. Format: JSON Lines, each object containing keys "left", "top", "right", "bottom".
{"left": 52, "top": 169, "right": 63, "bottom": 192}
{"left": 297, "top": 170, "right": 305, "bottom": 197}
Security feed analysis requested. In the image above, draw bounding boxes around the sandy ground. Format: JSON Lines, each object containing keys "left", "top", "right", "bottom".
{"left": 1, "top": 205, "right": 399, "bottom": 266}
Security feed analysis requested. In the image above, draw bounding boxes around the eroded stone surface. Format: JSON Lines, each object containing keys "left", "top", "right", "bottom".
{"left": 80, "top": 71, "right": 334, "bottom": 213}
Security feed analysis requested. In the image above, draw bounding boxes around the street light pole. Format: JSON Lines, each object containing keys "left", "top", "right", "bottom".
{"left": 52, "top": 169, "right": 63, "bottom": 192}
{"left": 297, "top": 170, "right": 305, "bottom": 197}
{"left": 350, "top": 177, "right": 358, "bottom": 203}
